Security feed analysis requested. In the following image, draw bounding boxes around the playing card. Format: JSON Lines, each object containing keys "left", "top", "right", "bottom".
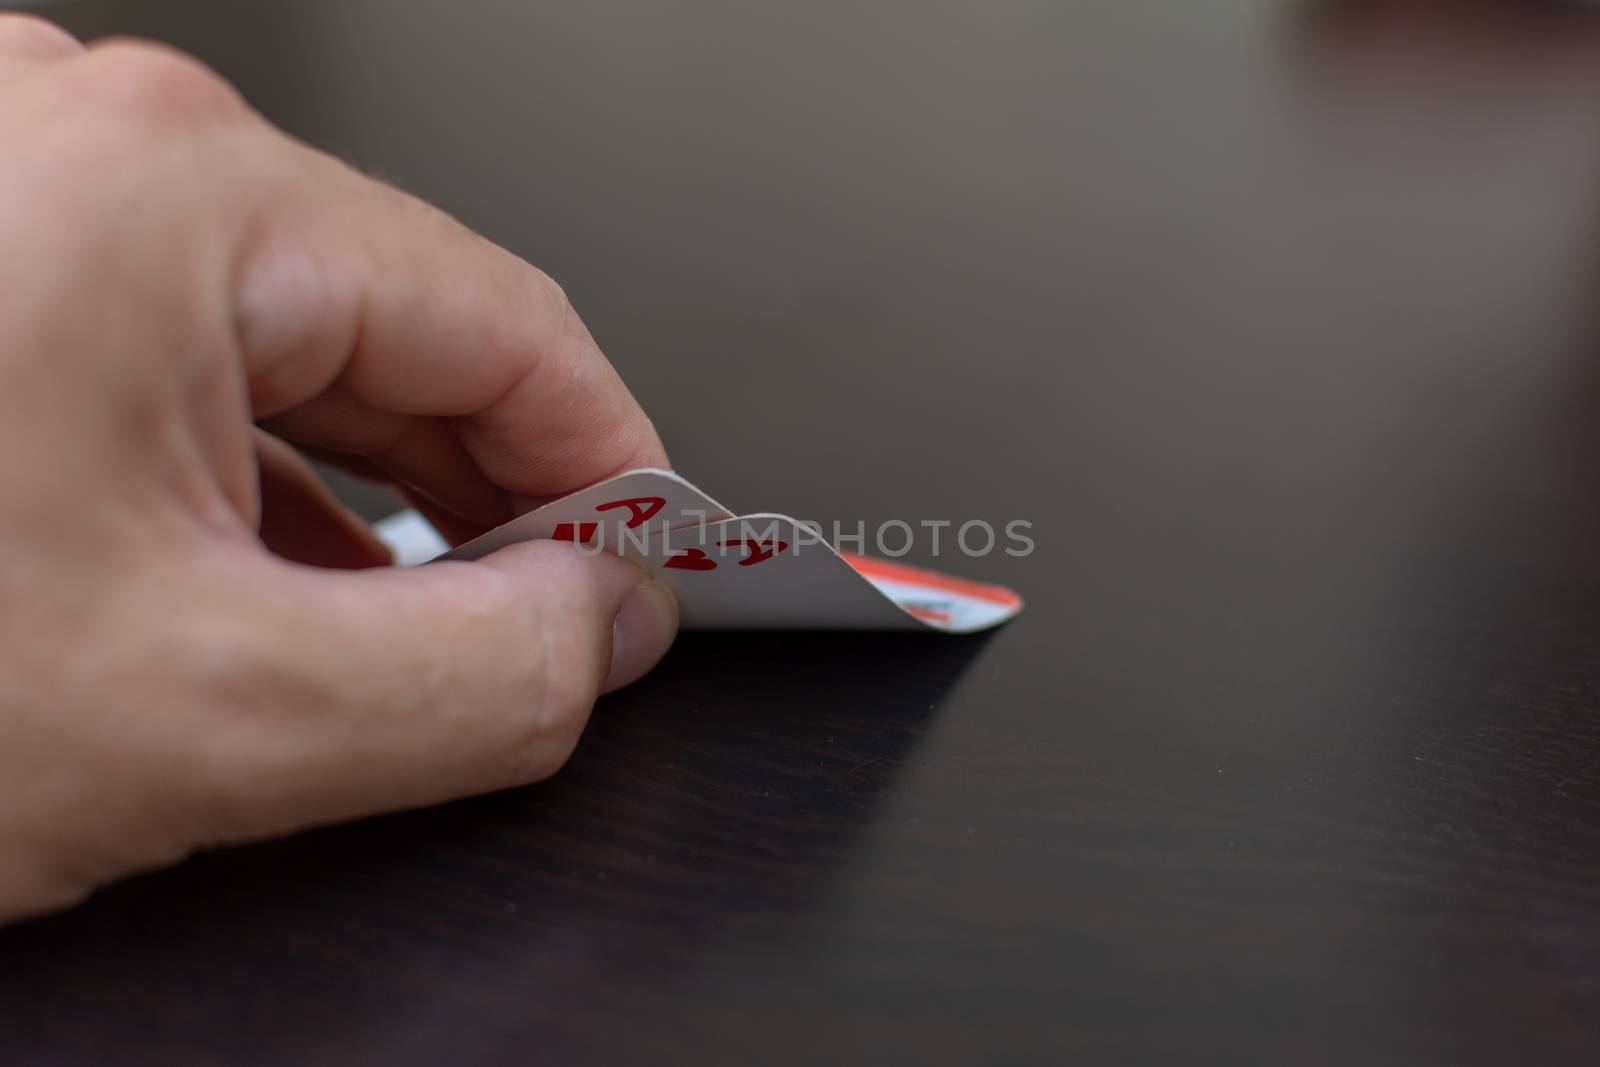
{"left": 612, "top": 514, "right": 1023, "bottom": 633}
{"left": 372, "top": 470, "right": 1024, "bottom": 633}
{"left": 834, "top": 551, "right": 1025, "bottom": 633}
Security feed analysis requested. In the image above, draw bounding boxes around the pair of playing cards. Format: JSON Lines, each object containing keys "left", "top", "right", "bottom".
{"left": 375, "top": 470, "right": 1023, "bottom": 634}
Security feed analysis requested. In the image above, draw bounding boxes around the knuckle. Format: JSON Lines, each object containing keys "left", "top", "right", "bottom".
{"left": 503, "top": 263, "right": 574, "bottom": 352}
{"left": 78, "top": 40, "right": 245, "bottom": 124}
{"left": 495, "top": 261, "right": 572, "bottom": 349}
{"left": 0, "top": 14, "right": 83, "bottom": 60}
{"left": 529, "top": 267, "right": 571, "bottom": 318}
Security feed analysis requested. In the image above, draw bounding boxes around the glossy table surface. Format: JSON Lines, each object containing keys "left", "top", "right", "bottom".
{"left": 5, "top": 1, "right": 1600, "bottom": 1062}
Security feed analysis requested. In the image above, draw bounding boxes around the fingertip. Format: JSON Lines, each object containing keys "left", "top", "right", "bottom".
{"left": 476, "top": 540, "right": 679, "bottom": 693}
{"left": 603, "top": 575, "right": 679, "bottom": 693}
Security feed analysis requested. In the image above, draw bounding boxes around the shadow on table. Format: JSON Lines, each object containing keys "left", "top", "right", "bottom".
{"left": 0, "top": 630, "right": 990, "bottom": 1062}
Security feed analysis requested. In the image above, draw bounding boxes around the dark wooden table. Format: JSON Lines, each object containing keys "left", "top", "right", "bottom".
{"left": 6, "top": 0, "right": 1600, "bottom": 1062}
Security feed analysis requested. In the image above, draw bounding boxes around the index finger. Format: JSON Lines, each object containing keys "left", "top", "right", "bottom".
{"left": 235, "top": 132, "right": 667, "bottom": 529}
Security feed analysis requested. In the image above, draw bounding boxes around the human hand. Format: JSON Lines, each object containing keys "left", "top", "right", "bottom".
{"left": 0, "top": 15, "right": 679, "bottom": 922}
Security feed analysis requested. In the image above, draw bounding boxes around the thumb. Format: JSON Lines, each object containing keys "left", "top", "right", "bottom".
{"left": 198, "top": 540, "right": 677, "bottom": 844}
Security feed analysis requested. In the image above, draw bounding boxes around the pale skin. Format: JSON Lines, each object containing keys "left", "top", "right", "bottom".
{"left": 0, "top": 15, "right": 681, "bottom": 923}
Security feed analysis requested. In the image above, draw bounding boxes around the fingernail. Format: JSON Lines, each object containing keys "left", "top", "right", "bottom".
{"left": 604, "top": 576, "right": 679, "bottom": 692}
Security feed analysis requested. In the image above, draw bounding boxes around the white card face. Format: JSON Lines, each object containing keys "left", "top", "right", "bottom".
{"left": 612, "top": 514, "right": 1023, "bottom": 633}
{"left": 444, "top": 469, "right": 734, "bottom": 563}
{"left": 373, "top": 509, "right": 450, "bottom": 566}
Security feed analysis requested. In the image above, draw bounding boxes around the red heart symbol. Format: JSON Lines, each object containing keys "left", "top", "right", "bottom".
{"left": 664, "top": 548, "right": 717, "bottom": 571}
